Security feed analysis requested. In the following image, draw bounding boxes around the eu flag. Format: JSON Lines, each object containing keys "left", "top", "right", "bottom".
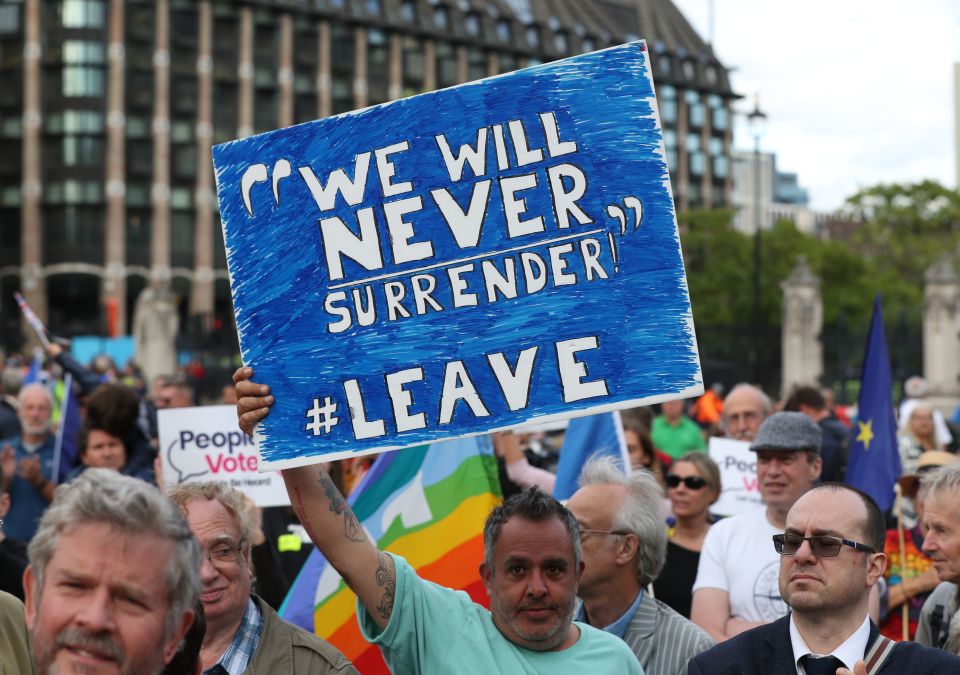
{"left": 845, "top": 294, "right": 900, "bottom": 511}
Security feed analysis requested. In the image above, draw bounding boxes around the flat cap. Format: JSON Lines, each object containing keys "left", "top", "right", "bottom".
{"left": 749, "top": 411, "right": 821, "bottom": 454}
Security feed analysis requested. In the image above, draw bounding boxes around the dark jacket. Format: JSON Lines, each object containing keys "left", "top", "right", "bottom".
{"left": 243, "top": 595, "right": 358, "bottom": 674}
{"left": 687, "top": 614, "right": 960, "bottom": 674}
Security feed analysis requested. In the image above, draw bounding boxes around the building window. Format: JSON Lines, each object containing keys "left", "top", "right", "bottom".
{"left": 657, "top": 55, "right": 671, "bottom": 75}
{"left": 685, "top": 133, "right": 700, "bottom": 153}
{"left": 526, "top": 25, "right": 539, "bottom": 49}
{"left": 582, "top": 38, "right": 595, "bottom": 53}
{"left": 60, "top": 0, "right": 105, "bottom": 28}
{"left": 367, "top": 29, "right": 389, "bottom": 104}
{"left": 330, "top": 23, "right": 356, "bottom": 114}
{"left": 658, "top": 84, "right": 677, "bottom": 124}
{"left": 62, "top": 40, "right": 105, "bottom": 65}
{"left": 465, "top": 13, "right": 480, "bottom": 37}
{"left": 499, "top": 52, "right": 517, "bottom": 74}
{"left": 400, "top": 0, "right": 416, "bottom": 23}
{"left": 682, "top": 60, "right": 696, "bottom": 81}
{"left": 705, "top": 65, "right": 718, "bottom": 85}
{"left": 712, "top": 106, "right": 728, "bottom": 131}
{"left": 712, "top": 156, "right": 728, "bottom": 179}
{"left": 365, "top": 0, "right": 382, "bottom": 15}
{"left": 436, "top": 40, "right": 457, "bottom": 88}
{"left": 554, "top": 31, "right": 568, "bottom": 54}
{"left": 402, "top": 36, "right": 425, "bottom": 96}
{"left": 0, "top": 5, "right": 19, "bottom": 33}
{"left": 467, "top": 47, "right": 485, "bottom": 81}
{"left": 496, "top": 19, "right": 511, "bottom": 43}
{"left": 62, "top": 66, "right": 105, "bottom": 97}
{"left": 686, "top": 90, "right": 705, "bottom": 127}
{"left": 434, "top": 6, "right": 449, "bottom": 30}
{"left": 689, "top": 152, "right": 706, "bottom": 176}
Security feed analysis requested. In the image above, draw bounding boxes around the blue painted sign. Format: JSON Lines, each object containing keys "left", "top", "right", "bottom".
{"left": 213, "top": 41, "right": 702, "bottom": 470}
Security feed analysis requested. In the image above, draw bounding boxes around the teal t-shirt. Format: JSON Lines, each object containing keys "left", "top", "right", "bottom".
{"left": 358, "top": 554, "right": 643, "bottom": 674}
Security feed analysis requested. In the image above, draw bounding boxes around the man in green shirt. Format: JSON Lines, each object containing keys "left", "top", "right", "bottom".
{"left": 236, "top": 368, "right": 642, "bottom": 675}
{"left": 652, "top": 400, "right": 706, "bottom": 460}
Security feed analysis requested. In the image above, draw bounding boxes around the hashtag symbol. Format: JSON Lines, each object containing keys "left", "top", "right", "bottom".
{"left": 305, "top": 396, "right": 339, "bottom": 436}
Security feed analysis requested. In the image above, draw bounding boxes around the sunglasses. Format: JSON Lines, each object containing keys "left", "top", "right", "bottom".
{"left": 772, "top": 533, "right": 876, "bottom": 558}
{"left": 665, "top": 474, "right": 707, "bottom": 490}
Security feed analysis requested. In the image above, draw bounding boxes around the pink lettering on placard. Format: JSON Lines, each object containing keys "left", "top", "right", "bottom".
{"left": 742, "top": 476, "right": 759, "bottom": 492}
{"left": 204, "top": 453, "right": 260, "bottom": 474}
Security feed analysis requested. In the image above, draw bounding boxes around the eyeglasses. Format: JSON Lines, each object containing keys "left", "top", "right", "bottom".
{"left": 579, "top": 528, "right": 632, "bottom": 538}
{"left": 772, "top": 533, "right": 877, "bottom": 557}
{"left": 665, "top": 474, "right": 707, "bottom": 490}
{"left": 203, "top": 541, "right": 246, "bottom": 566}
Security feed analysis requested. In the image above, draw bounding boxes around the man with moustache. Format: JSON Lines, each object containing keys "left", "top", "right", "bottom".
{"left": 691, "top": 412, "right": 822, "bottom": 642}
{"left": 22, "top": 469, "right": 199, "bottom": 674}
{"left": 167, "top": 481, "right": 356, "bottom": 674}
{"left": 689, "top": 484, "right": 960, "bottom": 674}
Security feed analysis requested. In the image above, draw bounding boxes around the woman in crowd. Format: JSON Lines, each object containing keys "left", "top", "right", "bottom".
{"left": 652, "top": 451, "right": 720, "bottom": 618}
{"left": 68, "top": 425, "right": 153, "bottom": 482}
{"left": 899, "top": 404, "right": 941, "bottom": 476}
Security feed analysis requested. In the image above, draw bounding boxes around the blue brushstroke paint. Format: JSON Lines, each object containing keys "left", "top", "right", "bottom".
{"left": 213, "top": 42, "right": 703, "bottom": 468}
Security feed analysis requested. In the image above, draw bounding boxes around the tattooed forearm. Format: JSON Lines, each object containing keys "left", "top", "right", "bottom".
{"left": 320, "top": 473, "right": 347, "bottom": 515}
{"left": 375, "top": 552, "right": 396, "bottom": 620}
{"left": 344, "top": 508, "right": 366, "bottom": 542}
{"left": 317, "top": 471, "right": 366, "bottom": 542}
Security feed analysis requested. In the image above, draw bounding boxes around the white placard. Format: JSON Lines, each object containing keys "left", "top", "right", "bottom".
{"left": 708, "top": 436, "right": 763, "bottom": 517}
{"left": 158, "top": 405, "right": 290, "bottom": 507}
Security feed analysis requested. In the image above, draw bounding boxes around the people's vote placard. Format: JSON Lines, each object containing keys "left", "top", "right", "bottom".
{"left": 709, "top": 437, "right": 763, "bottom": 517}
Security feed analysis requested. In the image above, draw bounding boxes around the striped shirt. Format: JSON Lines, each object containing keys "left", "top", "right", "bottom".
{"left": 204, "top": 598, "right": 263, "bottom": 675}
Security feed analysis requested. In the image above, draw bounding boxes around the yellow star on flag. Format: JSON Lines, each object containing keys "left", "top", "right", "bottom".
{"left": 857, "top": 419, "right": 874, "bottom": 450}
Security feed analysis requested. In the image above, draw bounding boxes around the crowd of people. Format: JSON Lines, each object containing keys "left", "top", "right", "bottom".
{"left": 2, "top": 343, "right": 960, "bottom": 673}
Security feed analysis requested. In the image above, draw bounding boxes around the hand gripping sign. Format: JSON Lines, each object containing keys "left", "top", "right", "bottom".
{"left": 213, "top": 41, "right": 703, "bottom": 470}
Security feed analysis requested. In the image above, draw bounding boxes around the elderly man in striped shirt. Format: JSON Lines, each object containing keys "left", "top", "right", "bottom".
{"left": 566, "top": 456, "right": 713, "bottom": 675}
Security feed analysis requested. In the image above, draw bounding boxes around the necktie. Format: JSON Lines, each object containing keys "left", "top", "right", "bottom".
{"left": 800, "top": 654, "right": 846, "bottom": 675}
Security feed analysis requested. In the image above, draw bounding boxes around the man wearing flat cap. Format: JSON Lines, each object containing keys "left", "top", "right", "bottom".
{"left": 692, "top": 412, "right": 823, "bottom": 643}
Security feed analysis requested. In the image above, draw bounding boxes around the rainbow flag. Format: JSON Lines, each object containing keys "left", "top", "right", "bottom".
{"left": 280, "top": 435, "right": 502, "bottom": 673}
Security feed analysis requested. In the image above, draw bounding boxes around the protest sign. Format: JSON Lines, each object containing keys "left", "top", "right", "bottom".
{"left": 708, "top": 436, "right": 763, "bottom": 516}
{"left": 213, "top": 41, "right": 702, "bottom": 470}
{"left": 158, "top": 406, "right": 290, "bottom": 506}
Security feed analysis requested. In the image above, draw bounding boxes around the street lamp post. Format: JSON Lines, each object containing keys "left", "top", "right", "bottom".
{"left": 747, "top": 97, "right": 767, "bottom": 384}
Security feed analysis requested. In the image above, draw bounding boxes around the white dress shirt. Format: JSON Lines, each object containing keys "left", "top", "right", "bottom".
{"left": 789, "top": 614, "right": 871, "bottom": 675}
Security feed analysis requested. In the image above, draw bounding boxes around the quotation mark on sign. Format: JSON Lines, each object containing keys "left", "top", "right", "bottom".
{"left": 306, "top": 396, "right": 339, "bottom": 436}
{"left": 605, "top": 196, "right": 643, "bottom": 273}
{"left": 606, "top": 196, "right": 643, "bottom": 235}
{"left": 241, "top": 159, "right": 292, "bottom": 216}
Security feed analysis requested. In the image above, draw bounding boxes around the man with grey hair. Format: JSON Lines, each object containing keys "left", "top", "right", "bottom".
{"left": 1, "top": 383, "right": 57, "bottom": 542}
{"left": 567, "top": 456, "right": 712, "bottom": 674}
{"left": 23, "top": 468, "right": 200, "bottom": 674}
{"left": 917, "top": 464, "right": 960, "bottom": 652}
{"left": 166, "top": 481, "right": 356, "bottom": 674}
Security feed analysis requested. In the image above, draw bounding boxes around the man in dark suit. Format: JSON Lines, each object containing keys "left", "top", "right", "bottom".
{"left": 688, "top": 483, "right": 960, "bottom": 674}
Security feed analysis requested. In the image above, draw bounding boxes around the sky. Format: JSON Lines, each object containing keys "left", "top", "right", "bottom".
{"left": 671, "top": 0, "right": 959, "bottom": 211}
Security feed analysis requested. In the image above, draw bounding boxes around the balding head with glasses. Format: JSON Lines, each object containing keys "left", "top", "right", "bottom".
{"left": 689, "top": 483, "right": 960, "bottom": 674}
{"left": 166, "top": 482, "right": 255, "bottom": 671}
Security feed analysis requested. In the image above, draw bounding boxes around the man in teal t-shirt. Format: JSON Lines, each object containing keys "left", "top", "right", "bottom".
{"left": 652, "top": 399, "right": 706, "bottom": 460}
{"left": 359, "top": 552, "right": 641, "bottom": 673}
{"left": 236, "top": 370, "right": 642, "bottom": 675}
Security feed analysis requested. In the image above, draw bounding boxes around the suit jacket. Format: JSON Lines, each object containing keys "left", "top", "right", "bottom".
{"left": 622, "top": 592, "right": 713, "bottom": 675}
{"left": 687, "top": 614, "right": 960, "bottom": 674}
